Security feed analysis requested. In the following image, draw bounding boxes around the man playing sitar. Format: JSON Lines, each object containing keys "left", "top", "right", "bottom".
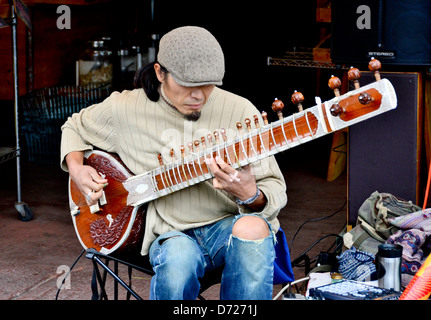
{"left": 61, "top": 26, "right": 287, "bottom": 300}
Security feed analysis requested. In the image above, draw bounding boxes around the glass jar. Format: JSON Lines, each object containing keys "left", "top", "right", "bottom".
{"left": 79, "top": 38, "right": 113, "bottom": 86}
{"left": 331, "top": 272, "right": 343, "bottom": 283}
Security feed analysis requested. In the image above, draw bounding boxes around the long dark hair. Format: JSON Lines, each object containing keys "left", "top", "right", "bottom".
{"left": 133, "top": 61, "right": 168, "bottom": 102}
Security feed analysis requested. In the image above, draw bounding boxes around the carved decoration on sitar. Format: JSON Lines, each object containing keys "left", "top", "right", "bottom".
{"left": 90, "top": 207, "right": 130, "bottom": 247}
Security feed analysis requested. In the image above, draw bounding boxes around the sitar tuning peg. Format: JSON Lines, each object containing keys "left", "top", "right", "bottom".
{"left": 291, "top": 91, "right": 304, "bottom": 112}
{"left": 170, "top": 148, "right": 176, "bottom": 161}
{"left": 328, "top": 75, "right": 341, "bottom": 97}
{"left": 194, "top": 139, "right": 200, "bottom": 149}
{"left": 214, "top": 130, "right": 220, "bottom": 144}
{"left": 207, "top": 134, "right": 213, "bottom": 147}
{"left": 271, "top": 98, "right": 284, "bottom": 120}
{"left": 254, "top": 115, "right": 260, "bottom": 129}
{"left": 187, "top": 141, "right": 194, "bottom": 153}
{"left": 261, "top": 111, "right": 268, "bottom": 126}
{"left": 193, "top": 140, "right": 201, "bottom": 155}
{"left": 348, "top": 66, "right": 361, "bottom": 89}
{"left": 244, "top": 118, "right": 252, "bottom": 131}
{"left": 158, "top": 153, "right": 164, "bottom": 165}
{"left": 220, "top": 128, "right": 227, "bottom": 142}
{"left": 328, "top": 77, "right": 343, "bottom": 116}
{"left": 236, "top": 122, "right": 243, "bottom": 135}
{"left": 368, "top": 57, "right": 382, "bottom": 81}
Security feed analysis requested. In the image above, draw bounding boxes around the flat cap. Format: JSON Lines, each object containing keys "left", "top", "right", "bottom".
{"left": 157, "top": 26, "right": 225, "bottom": 87}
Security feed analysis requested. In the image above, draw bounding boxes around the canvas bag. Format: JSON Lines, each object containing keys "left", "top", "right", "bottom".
{"left": 343, "top": 191, "right": 422, "bottom": 254}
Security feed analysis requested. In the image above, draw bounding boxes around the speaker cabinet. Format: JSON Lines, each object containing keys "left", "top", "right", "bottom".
{"left": 348, "top": 72, "right": 423, "bottom": 226}
{"left": 331, "top": 0, "right": 431, "bottom": 65}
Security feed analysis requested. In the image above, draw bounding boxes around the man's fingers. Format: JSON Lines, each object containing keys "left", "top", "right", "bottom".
{"left": 205, "top": 157, "right": 233, "bottom": 181}
{"left": 212, "top": 178, "right": 223, "bottom": 189}
{"left": 89, "top": 171, "right": 108, "bottom": 185}
{"left": 215, "top": 156, "right": 236, "bottom": 173}
{"left": 84, "top": 169, "right": 107, "bottom": 204}
{"left": 86, "top": 169, "right": 108, "bottom": 193}
{"left": 84, "top": 188, "right": 105, "bottom": 205}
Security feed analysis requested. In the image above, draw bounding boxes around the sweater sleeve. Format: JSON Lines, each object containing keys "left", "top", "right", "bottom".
{"left": 237, "top": 156, "right": 287, "bottom": 223}
{"left": 60, "top": 91, "right": 119, "bottom": 171}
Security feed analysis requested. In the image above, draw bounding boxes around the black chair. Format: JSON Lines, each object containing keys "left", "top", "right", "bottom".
{"left": 85, "top": 228, "right": 296, "bottom": 300}
{"left": 86, "top": 248, "right": 224, "bottom": 300}
{"left": 85, "top": 229, "right": 295, "bottom": 300}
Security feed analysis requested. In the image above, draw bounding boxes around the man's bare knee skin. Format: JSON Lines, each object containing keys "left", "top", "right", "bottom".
{"left": 232, "top": 216, "right": 270, "bottom": 240}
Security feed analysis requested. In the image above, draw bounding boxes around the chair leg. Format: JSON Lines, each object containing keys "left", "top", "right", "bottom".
{"left": 114, "top": 260, "right": 118, "bottom": 300}
{"left": 91, "top": 269, "right": 99, "bottom": 300}
{"left": 86, "top": 249, "right": 143, "bottom": 300}
{"left": 91, "top": 258, "right": 109, "bottom": 300}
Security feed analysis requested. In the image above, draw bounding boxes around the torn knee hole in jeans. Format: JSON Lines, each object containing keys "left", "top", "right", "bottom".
{"left": 227, "top": 232, "right": 277, "bottom": 248}
{"left": 227, "top": 234, "right": 265, "bottom": 247}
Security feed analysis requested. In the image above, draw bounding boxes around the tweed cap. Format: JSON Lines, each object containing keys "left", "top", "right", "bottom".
{"left": 157, "top": 26, "right": 225, "bottom": 87}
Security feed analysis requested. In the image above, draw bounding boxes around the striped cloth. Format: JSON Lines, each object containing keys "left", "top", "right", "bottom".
{"left": 337, "top": 247, "right": 377, "bottom": 281}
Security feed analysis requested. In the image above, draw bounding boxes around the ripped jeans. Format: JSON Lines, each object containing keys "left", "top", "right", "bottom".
{"left": 148, "top": 214, "right": 276, "bottom": 300}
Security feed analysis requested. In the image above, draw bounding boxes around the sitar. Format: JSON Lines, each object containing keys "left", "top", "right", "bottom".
{"left": 68, "top": 58, "right": 398, "bottom": 255}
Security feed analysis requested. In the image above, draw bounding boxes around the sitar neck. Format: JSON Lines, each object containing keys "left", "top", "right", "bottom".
{"left": 150, "top": 107, "right": 319, "bottom": 194}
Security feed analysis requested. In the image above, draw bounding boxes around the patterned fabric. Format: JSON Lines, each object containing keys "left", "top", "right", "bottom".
{"left": 337, "top": 247, "right": 377, "bottom": 281}
{"left": 387, "top": 209, "right": 431, "bottom": 288}
{"left": 388, "top": 208, "right": 431, "bottom": 231}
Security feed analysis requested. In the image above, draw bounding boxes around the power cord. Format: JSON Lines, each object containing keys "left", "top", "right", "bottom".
{"left": 292, "top": 234, "right": 343, "bottom": 265}
{"left": 273, "top": 277, "right": 310, "bottom": 300}
{"left": 290, "top": 200, "right": 347, "bottom": 250}
{"left": 288, "top": 200, "right": 346, "bottom": 285}
{"left": 55, "top": 249, "right": 86, "bottom": 300}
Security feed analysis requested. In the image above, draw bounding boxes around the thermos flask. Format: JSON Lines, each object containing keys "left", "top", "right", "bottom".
{"left": 376, "top": 244, "right": 403, "bottom": 291}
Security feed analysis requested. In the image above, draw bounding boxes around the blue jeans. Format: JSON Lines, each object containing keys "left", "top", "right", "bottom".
{"left": 148, "top": 214, "right": 276, "bottom": 300}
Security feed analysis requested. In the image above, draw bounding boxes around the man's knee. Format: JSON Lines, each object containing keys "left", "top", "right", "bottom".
{"left": 231, "top": 215, "right": 270, "bottom": 240}
{"left": 151, "top": 234, "right": 202, "bottom": 269}
{"left": 150, "top": 235, "right": 204, "bottom": 300}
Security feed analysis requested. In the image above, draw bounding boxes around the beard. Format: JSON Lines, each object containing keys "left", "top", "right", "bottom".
{"left": 185, "top": 111, "right": 201, "bottom": 121}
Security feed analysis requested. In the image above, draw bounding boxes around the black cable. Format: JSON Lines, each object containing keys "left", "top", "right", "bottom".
{"left": 290, "top": 199, "right": 347, "bottom": 250}
{"left": 332, "top": 141, "right": 347, "bottom": 154}
{"left": 291, "top": 233, "right": 343, "bottom": 268}
{"left": 55, "top": 249, "right": 86, "bottom": 300}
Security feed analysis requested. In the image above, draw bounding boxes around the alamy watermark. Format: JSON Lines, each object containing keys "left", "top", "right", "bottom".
{"left": 56, "top": 265, "right": 71, "bottom": 290}
{"left": 56, "top": 5, "right": 71, "bottom": 30}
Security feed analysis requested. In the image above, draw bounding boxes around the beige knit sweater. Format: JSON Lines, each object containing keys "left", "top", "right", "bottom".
{"left": 61, "top": 87, "right": 287, "bottom": 255}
